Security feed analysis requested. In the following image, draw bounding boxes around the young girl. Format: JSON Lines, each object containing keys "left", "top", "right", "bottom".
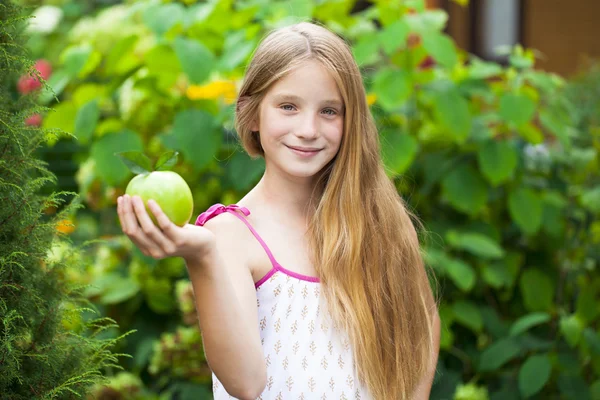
{"left": 117, "top": 21, "right": 440, "bottom": 400}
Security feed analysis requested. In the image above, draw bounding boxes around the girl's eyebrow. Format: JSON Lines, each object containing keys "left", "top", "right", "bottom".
{"left": 272, "top": 93, "right": 344, "bottom": 108}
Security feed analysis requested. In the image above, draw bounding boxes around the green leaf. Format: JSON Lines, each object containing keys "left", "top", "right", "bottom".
{"left": 540, "top": 109, "right": 571, "bottom": 149}
{"left": 100, "top": 275, "right": 141, "bottom": 305}
{"left": 174, "top": 37, "right": 215, "bottom": 84}
{"left": 43, "top": 101, "right": 77, "bottom": 134}
{"left": 445, "top": 258, "right": 476, "bottom": 292}
{"left": 520, "top": 269, "right": 554, "bottom": 312}
{"left": 60, "top": 44, "right": 92, "bottom": 78}
{"left": 352, "top": 32, "right": 381, "bottom": 66}
{"left": 422, "top": 32, "right": 457, "bottom": 68}
{"left": 441, "top": 164, "right": 488, "bottom": 215}
{"left": 580, "top": 187, "right": 600, "bottom": 213}
{"left": 114, "top": 151, "right": 153, "bottom": 175}
{"left": 478, "top": 337, "right": 521, "bottom": 372}
{"left": 171, "top": 110, "right": 221, "bottom": 172}
{"left": 218, "top": 31, "right": 257, "bottom": 71}
{"left": 576, "top": 284, "right": 600, "bottom": 324}
{"left": 510, "top": 312, "right": 551, "bottom": 336}
{"left": 519, "top": 123, "right": 544, "bottom": 144}
{"left": 483, "top": 252, "right": 521, "bottom": 290}
{"left": 143, "top": 3, "right": 186, "bottom": 36}
{"left": 38, "top": 69, "right": 70, "bottom": 104}
{"left": 509, "top": 187, "right": 543, "bottom": 235}
{"left": 172, "top": 382, "right": 212, "bottom": 400}
{"left": 372, "top": 68, "right": 412, "bottom": 110}
{"left": 154, "top": 151, "right": 179, "bottom": 171}
{"left": 286, "top": 0, "right": 314, "bottom": 18}
{"left": 144, "top": 44, "right": 182, "bottom": 90}
{"left": 519, "top": 354, "right": 552, "bottom": 398}
{"left": 509, "top": 53, "right": 534, "bottom": 69}
{"left": 499, "top": 93, "right": 536, "bottom": 127}
{"left": 468, "top": 58, "right": 503, "bottom": 79}
{"left": 405, "top": 10, "right": 448, "bottom": 34}
{"left": 591, "top": 381, "right": 600, "bottom": 400}
{"left": 560, "top": 315, "right": 584, "bottom": 347}
{"left": 452, "top": 301, "right": 483, "bottom": 332}
{"left": 226, "top": 150, "right": 265, "bottom": 191}
{"left": 74, "top": 100, "right": 100, "bottom": 145}
{"left": 144, "top": 277, "right": 175, "bottom": 314}
{"left": 446, "top": 230, "right": 504, "bottom": 259}
{"left": 105, "top": 35, "right": 141, "bottom": 76}
{"left": 482, "top": 262, "right": 512, "bottom": 289}
{"left": 91, "top": 130, "right": 144, "bottom": 185}
{"left": 381, "top": 131, "right": 418, "bottom": 176}
{"left": 432, "top": 87, "right": 471, "bottom": 141}
{"left": 558, "top": 374, "right": 592, "bottom": 400}
{"left": 477, "top": 140, "right": 518, "bottom": 186}
{"left": 379, "top": 19, "right": 410, "bottom": 55}
{"left": 583, "top": 328, "right": 600, "bottom": 355}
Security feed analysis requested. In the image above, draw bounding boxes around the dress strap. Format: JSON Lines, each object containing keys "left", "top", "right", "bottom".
{"left": 195, "top": 203, "right": 279, "bottom": 269}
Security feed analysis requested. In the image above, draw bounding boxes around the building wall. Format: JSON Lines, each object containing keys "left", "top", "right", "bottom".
{"left": 445, "top": 0, "right": 600, "bottom": 76}
{"left": 522, "top": 0, "right": 600, "bottom": 76}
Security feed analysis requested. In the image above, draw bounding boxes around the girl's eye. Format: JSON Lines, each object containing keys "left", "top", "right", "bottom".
{"left": 280, "top": 104, "right": 338, "bottom": 116}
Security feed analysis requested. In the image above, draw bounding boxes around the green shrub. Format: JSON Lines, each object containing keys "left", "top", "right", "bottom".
{"left": 26, "top": 0, "right": 600, "bottom": 398}
{"left": 0, "top": 1, "right": 130, "bottom": 398}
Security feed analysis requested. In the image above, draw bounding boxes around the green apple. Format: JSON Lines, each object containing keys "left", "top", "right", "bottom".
{"left": 125, "top": 171, "right": 193, "bottom": 227}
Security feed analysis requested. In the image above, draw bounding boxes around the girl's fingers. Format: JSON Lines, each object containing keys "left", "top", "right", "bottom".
{"left": 119, "top": 195, "right": 162, "bottom": 257}
{"left": 117, "top": 196, "right": 128, "bottom": 233}
{"left": 147, "top": 199, "right": 177, "bottom": 240}
{"left": 131, "top": 196, "right": 176, "bottom": 254}
{"left": 120, "top": 195, "right": 141, "bottom": 237}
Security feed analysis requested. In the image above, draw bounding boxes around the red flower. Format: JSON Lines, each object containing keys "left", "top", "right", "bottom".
{"left": 17, "top": 59, "right": 52, "bottom": 94}
{"left": 419, "top": 56, "right": 436, "bottom": 70}
{"left": 25, "top": 114, "right": 42, "bottom": 127}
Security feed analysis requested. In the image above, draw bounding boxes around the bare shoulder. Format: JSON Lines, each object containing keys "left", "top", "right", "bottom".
{"left": 200, "top": 211, "right": 253, "bottom": 270}
{"left": 201, "top": 211, "right": 246, "bottom": 237}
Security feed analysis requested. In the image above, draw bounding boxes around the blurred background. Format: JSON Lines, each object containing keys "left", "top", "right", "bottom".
{"left": 13, "top": 0, "right": 600, "bottom": 399}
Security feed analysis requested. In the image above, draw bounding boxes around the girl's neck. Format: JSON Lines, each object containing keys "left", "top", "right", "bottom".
{"left": 244, "top": 168, "right": 320, "bottom": 227}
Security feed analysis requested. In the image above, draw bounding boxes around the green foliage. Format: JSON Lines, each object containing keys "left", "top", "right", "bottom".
{"left": 25, "top": 0, "right": 600, "bottom": 398}
{"left": 0, "top": 1, "right": 130, "bottom": 398}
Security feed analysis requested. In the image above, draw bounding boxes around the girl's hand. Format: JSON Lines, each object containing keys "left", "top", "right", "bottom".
{"left": 117, "top": 194, "right": 215, "bottom": 265}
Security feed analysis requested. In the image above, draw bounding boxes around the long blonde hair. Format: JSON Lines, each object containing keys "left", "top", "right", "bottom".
{"left": 235, "top": 21, "right": 440, "bottom": 399}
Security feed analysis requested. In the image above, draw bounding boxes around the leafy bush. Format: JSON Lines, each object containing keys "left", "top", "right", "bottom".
{"left": 0, "top": 1, "right": 129, "bottom": 398}
{"left": 26, "top": 0, "right": 600, "bottom": 399}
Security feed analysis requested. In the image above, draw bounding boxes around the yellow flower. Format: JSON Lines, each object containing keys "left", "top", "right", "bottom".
{"left": 56, "top": 219, "right": 75, "bottom": 234}
{"left": 186, "top": 80, "right": 237, "bottom": 104}
{"left": 366, "top": 93, "right": 377, "bottom": 106}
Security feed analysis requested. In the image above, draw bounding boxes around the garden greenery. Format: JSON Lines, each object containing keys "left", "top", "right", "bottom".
{"left": 20, "top": 0, "right": 600, "bottom": 399}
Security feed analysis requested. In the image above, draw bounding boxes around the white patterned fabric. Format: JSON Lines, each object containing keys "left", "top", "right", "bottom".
{"left": 211, "top": 271, "right": 372, "bottom": 400}
{"left": 195, "top": 204, "right": 372, "bottom": 400}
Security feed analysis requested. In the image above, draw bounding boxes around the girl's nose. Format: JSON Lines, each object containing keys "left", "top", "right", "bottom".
{"left": 296, "top": 114, "right": 319, "bottom": 139}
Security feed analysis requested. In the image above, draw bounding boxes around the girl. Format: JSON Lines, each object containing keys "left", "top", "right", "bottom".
{"left": 117, "top": 21, "right": 440, "bottom": 400}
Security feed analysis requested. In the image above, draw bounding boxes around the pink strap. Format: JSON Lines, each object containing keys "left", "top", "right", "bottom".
{"left": 195, "top": 203, "right": 279, "bottom": 269}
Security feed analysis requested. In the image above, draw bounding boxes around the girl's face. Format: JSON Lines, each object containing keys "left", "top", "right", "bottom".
{"left": 251, "top": 60, "right": 345, "bottom": 180}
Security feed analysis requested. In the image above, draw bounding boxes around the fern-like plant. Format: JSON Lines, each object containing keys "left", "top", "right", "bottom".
{"left": 0, "top": 2, "right": 132, "bottom": 398}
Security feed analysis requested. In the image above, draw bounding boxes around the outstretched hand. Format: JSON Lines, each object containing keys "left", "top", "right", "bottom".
{"left": 117, "top": 194, "right": 215, "bottom": 264}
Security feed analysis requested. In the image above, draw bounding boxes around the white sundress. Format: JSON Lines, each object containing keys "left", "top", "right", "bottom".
{"left": 195, "top": 204, "right": 373, "bottom": 400}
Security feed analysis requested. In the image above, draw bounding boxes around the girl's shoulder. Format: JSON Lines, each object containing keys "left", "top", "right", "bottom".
{"left": 195, "top": 203, "right": 253, "bottom": 243}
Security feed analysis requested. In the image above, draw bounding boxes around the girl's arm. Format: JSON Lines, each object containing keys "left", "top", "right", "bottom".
{"left": 411, "top": 310, "right": 441, "bottom": 400}
{"left": 186, "top": 215, "right": 267, "bottom": 400}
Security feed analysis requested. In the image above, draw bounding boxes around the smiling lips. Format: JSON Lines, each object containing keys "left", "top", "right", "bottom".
{"left": 286, "top": 145, "right": 323, "bottom": 157}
